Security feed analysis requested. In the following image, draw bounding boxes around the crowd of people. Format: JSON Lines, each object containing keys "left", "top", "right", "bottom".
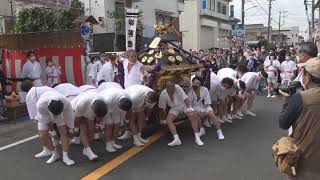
{"left": 6, "top": 42, "right": 317, "bottom": 169}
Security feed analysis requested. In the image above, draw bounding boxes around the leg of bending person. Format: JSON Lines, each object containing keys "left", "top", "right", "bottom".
{"left": 246, "top": 90, "right": 257, "bottom": 116}
{"left": 137, "top": 111, "right": 149, "bottom": 144}
{"left": 105, "top": 123, "right": 116, "bottom": 152}
{"left": 112, "top": 123, "right": 123, "bottom": 149}
{"left": 130, "top": 112, "right": 144, "bottom": 147}
{"left": 37, "top": 121, "right": 61, "bottom": 164}
{"left": 207, "top": 110, "right": 224, "bottom": 140}
{"left": 80, "top": 120, "right": 98, "bottom": 160}
{"left": 57, "top": 125, "right": 75, "bottom": 165}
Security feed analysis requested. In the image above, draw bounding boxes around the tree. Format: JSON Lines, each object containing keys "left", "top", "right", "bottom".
{"left": 15, "top": 0, "right": 85, "bottom": 33}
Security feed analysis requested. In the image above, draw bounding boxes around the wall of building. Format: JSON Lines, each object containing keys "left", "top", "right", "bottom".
{"left": 81, "top": 0, "right": 116, "bottom": 34}
{"left": 286, "top": 26, "right": 299, "bottom": 47}
{"left": 181, "top": 0, "right": 231, "bottom": 50}
{"left": 0, "top": 0, "right": 12, "bottom": 16}
{"left": 180, "top": 0, "right": 200, "bottom": 51}
{"left": 132, "top": 0, "right": 181, "bottom": 39}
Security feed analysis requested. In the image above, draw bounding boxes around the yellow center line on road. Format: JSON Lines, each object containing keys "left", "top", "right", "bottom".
{"left": 82, "top": 129, "right": 168, "bottom": 180}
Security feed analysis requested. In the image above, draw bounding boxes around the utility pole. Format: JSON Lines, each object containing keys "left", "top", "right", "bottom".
{"left": 89, "top": 0, "right": 92, "bottom": 15}
{"left": 278, "top": 11, "right": 281, "bottom": 47}
{"left": 9, "top": 0, "right": 14, "bottom": 33}
{"left": 311, "top": 0, "right": 315, "bottom": 41}
{"left": 267, "top": 0, "right": 272, "bottom": 43}
{"left": 241, "top": 0, "right": 245, "bottom": 45}
{"left": 241, "top": 0, "right": 245, "bottom": 25}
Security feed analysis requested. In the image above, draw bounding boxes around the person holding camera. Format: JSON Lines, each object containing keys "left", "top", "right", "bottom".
{"left": 278, "top": 58, "right": 320, "bottom": 179}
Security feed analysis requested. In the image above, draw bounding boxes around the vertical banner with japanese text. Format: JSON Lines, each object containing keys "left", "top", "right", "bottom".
{"left": 125, "top": 9, "right": 139, "bottom": 51}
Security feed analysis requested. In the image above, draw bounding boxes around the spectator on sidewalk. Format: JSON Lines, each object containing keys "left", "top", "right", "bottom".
{"left": 21, "top": 50, "right": 43, "bottom": 87}
{"left": 45, "top": 60, "right": 61, "bottom": 87}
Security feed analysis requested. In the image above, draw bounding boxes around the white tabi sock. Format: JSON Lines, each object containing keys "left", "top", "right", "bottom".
{"left": 137, "top": 133, "right": 149, "bottom": 144}
{"left": 83, "top": 147, "right": 98, "bottom": 160}
{"left": 46, "top": 150, "right": 60, "bottom": 164}
{"left": 194, "top": 133, "right": 204, "bottom": 146}
{"left": 35, "top": 146, "right": 52, "bottom": 158}
{"left": 62, "top": 151, "right": 75, "bottom": 166}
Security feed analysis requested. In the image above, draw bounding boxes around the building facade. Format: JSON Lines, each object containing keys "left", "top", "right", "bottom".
{"left": 245, "top": 24, "right": 271, "bottom": 42}
{"left": 81, "top": 0, "right": 184, "bottom": 48}
{"left": 131, "top": 0, "right": 184, "bottom": 44}
{"left": 285, "top": 26, "right": 299, "bottom": 47}
{"left": 180, "top": 0, "right": 232, "bottom": 51}
{"left": 0, "top": 0, "right": 70, "bottom": 34}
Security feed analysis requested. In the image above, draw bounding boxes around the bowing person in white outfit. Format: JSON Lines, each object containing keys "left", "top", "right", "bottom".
{"left": 241, "top": 70, "right": 268, "bottom": 116}
{"left": 21, "top": 50, "right": 43, "bottom": 87}
{"left": 71, "top": 91, "right": 108, "bottom": 160}
{"left": 22, "top": 80, "right": 75, "bottom": 166}
{"left": 124, "top": 85, "right": 159, "bottom": 146}
{"left": 100, "top": 85, "right": 132, "bottom": 152}
{"left": 159, "top": 81, "right": 203, "bottom": 146}
{"left": 188, "top": 78, "right": 225, "bottom": 140}
{"left": 53, "top": 83, "right": 81, "bottom": 102}
{"left": 53, "top": 83, "right": 82, "bottom": 144}
{"left": 210, "top": 73, "right": 235, "bottom": 123}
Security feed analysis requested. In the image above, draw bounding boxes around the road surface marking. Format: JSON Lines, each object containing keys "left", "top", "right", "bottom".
{"left": 82, "top": 129, "right": 167, "bottom": 180}
{"left": 0, "top": 135, "right": 39, "bottom": 151}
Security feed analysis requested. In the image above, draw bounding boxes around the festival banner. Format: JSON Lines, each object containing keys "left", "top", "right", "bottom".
{"left": 125, "top": 8, "right": 139, "bottom": 51}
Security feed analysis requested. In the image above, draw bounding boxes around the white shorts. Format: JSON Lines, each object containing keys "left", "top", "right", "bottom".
{"left": 37, "top": 119, "right": 66, "bottom": 131}
{"left": 104, "top": 110, "right": 126, "bottom": 125}
{"left": 267, "top": 76, "right": 277, "bottom": 84}
{"left": 168, "top": 107, "right": 185, "bottom": 116}
{"left": 195, "top": 106, "right": 213, "bottom": 114}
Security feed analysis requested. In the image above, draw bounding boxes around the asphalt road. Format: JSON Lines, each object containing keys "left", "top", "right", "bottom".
{"left": 0, "top": 96, "right": 287, "bottom": 180}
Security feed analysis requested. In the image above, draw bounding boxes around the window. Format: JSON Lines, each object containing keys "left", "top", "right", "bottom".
{"left": 217, "top": 2, "right": 226, "bottom": 14}
{"left": 296, "top": 34, "right": 298, "bottom": 37}
{"left": 222, "top": 4, "right": 227, "bottom": 15}
{"left": 217, "top": 2, "right": 221, "bottom": 13}
{"left": 202, "top": 0, "right": 207, "bottom": 10}
{"left": 210, "top": 0, "right": 215, "bottom": 11}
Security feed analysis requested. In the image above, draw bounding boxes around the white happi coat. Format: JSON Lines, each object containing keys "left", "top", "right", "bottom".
{"left": 217, "top": 68, "right": 238, "bottom": 80}
{"left": 125, "top": 85, "right": 155, "bottom": 112}
{"left": 45, "top": 65, "right": 61, "bottom": 87}
{"left": 71, "top": 91, "right": 105, "bottom": 120}
{"left": 79, "top": 85, "right": 97, "bottom": 93}
{"left": 98, "top": 82, "right": 123, "bottom": 92}
{"left": 35, "top": 91, "right": 74, "bottom": 129}
{"left": 123, "top": 59, "right": 147, "bottom": 88}
{"left": 21, "top": 60, "right": 43, "bottom": 87}
{"left": 241, "top": 72, "right": 260, "bottom": 90}
{"left": 209, "top": 72, "right": 230, "bottom": 101}
{"left": 188, "top": 86, "right": 212, "bottom": 112}
{"left": 26, "top": 86, "right": 55, "bottom": 120}
{"left": 54, "top": 83, "right": 80, "bottom": 101}
{"left": 97, "top": 61, "right": 115, "bottom": 84}
{"left": 159, "top": 84, "right": 188, "bottom": 110}
{"left": 99, "top": 87, "right": 130, "bottom": 123}
{"left": 280, "top": 60, "right": 297, "bottom": 84}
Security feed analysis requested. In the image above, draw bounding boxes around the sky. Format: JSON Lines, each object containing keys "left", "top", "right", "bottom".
{"left": 230, "top": 0, "right": 316, "bottom": 37}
